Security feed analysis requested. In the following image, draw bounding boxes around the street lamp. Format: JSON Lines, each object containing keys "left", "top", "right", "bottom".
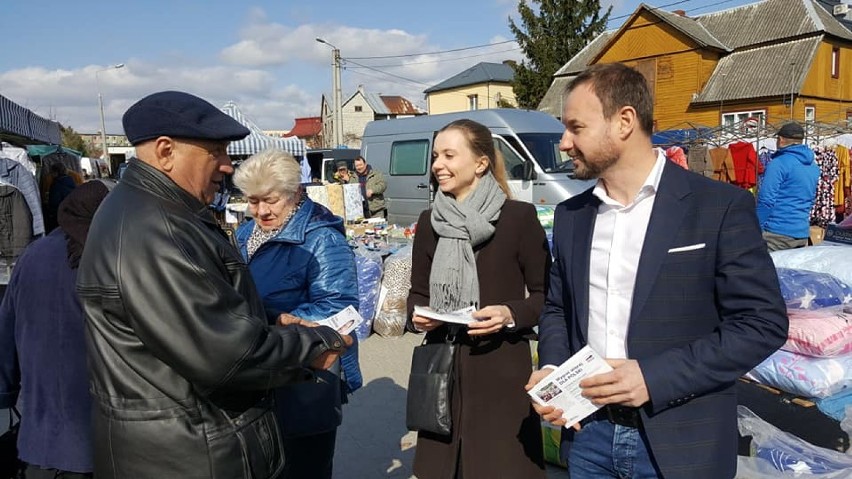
{"left": 96, "top": 63, "right": 125, "bottom": 161}
{"left": 316, "top": 38, "right": 343, "bottom": 148}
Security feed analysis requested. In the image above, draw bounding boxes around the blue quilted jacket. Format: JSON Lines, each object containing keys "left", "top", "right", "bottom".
{"left": 236, "top": 198, "right": 361, "bottom": 435}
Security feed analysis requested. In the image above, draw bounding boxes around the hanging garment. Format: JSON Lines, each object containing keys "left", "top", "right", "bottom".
{"left": 0, "top": 143, "right": 36, "bottom": 176}
{"left": 665, "top": 146, "right": 688, "bottom": 169}
{"left": 0, "top": 184, "right": 33, "bottom": 259}
{"left": 709, "top": 147, "right": 736, "bottom": 183}
{"left": 687, "top": 145, "right": 713, "bottom": 177}
{"left": 729, "top": 141, "right": 760, "bottom": 189}
{"left": 758, "top": 149, "right": 774, "bottom": 182}
{"left": 0, "top": 157, "right": 43, "bottom": 236}
{"left": 833, "top": 146, "right": 850, "bottom": 212}
{"left": 810, "top": 147, "right": 840, "bottom": 228}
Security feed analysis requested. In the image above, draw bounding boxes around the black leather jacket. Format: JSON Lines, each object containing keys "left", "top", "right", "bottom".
{"left": 77, "top": 159, "right": 345, "bottom": 478}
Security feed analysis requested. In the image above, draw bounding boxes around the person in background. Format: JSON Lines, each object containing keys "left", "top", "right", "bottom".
{"left": 234, "top": 148, "right": 361, "bottom": 479}
{"left": 77, "top": 91, "right": 351, "bottom": 479}
{"left": 0, "top": 180, "right": 114, "bottom": 479}
{"left": 333, "top": 160, "right": 352, "bottom": 184}
{"left": 530, "top": 63, "right": 787, "bottom": 479}
{"left": 407, "top": 119, "right": 549, "bottom": 478}
{"left": 352, "top": 155, "right": 387, "bottom": 218}
{"left": 45, "top": 163, "right": 77, "bottom": 232}
{"left": 756, "top": 122, "right": 819, "bottom": 252}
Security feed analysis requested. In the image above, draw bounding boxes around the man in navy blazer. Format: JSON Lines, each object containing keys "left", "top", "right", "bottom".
{"left": 528, "top": 63, "right": 787, "bottom": 479}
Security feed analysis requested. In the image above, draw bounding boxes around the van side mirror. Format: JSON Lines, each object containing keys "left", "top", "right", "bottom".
{"left": 522, "top": 161, "right": 537, "bottom": 181}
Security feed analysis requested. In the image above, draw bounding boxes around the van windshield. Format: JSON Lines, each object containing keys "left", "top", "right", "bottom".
{"left": 517, "top": 133, "right": 573, "bottom": 173}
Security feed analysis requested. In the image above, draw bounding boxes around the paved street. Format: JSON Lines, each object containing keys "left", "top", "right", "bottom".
{"left": 334, "top": 331, "right": 570, "bottom": 478}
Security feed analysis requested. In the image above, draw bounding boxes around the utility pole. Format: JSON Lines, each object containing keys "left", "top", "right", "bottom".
{"left": 96, "top": 63, "right": 125, "bottom": 162}
{"left": 317, "top": 38, "right": 343, "bottom": 148}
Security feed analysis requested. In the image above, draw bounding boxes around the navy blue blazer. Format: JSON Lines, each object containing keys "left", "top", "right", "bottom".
{"left": 539, "top": 160, "right": 788, "bottom": 479}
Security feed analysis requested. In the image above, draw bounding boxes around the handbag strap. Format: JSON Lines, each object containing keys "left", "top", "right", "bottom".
{"left": 420, "top": 325, "right": 461, "bottom": 346}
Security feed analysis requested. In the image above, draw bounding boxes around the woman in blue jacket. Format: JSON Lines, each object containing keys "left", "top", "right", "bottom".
{"left": 234, "top": 149, "right": 360, "bottom": 479}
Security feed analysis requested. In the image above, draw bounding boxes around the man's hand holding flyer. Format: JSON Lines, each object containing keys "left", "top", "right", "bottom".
{"left": 527, "top": 345, "right": 614, "bottom": 428}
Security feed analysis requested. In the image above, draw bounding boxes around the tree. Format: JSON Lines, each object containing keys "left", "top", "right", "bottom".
{"left": 60, "top": 124, "right": 89, "bottom": 156}
{"left": 509, "top": 0, "right": 611, "bottom": 109}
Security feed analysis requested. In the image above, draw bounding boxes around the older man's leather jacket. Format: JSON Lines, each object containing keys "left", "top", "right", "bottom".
{"left": 77, "top": 159, "right": 345, "bottom": 478}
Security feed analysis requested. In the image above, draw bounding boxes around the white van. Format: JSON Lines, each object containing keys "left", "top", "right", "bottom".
{"left": 359, "top": 109, "right": 593, "bottom": 225}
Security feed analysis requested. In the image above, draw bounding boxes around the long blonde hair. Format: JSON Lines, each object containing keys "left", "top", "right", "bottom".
{"left": 437, "top": 119, "right": 512, "bottom": 199}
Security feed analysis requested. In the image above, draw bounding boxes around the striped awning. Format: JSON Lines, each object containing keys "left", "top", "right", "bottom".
{"left": 0, "top": 93, "right": 62, "bottom": 144}
{"left": 221, "top": 101, "right": 305, "bottom": 157}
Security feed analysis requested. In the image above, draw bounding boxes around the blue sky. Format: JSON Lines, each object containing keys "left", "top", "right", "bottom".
{"left": 1, "top": 0, "right": 756, "bottom": 136}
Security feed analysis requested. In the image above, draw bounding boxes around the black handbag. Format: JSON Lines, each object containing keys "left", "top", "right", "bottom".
{"left": 0, "top": 407, "right": 24, "bottom": 479}
{"left": 406, "top": 331, "right": 457, "bottom": 436}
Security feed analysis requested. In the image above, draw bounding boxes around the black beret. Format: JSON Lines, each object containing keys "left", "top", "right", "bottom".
{"left": 122, "top": 91, "right": 250, "bottom": 145}
{"left": 777, "top": 122, "right": 805, "bottom": 140}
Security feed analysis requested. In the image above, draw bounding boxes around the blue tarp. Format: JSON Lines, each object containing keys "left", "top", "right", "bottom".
{"left": 652, "top": 128, "right": 713, "bottom": 146}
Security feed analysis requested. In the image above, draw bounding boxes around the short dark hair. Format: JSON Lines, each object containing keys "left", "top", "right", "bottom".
{"left": 565, "top": 63, "right": 655, "bottom": 135}
{"left": 354, "top": 155, "right": 366, "bottom": 163}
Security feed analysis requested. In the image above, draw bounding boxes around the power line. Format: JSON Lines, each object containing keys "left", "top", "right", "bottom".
{"left": 344, "top": 59, "right": 431, "bottom": 87}
{"left": 686, "top": 0, "right": 741, "bottom": 14}
{"left": 606, "top": 0, "right": 693, "bottom": 24}
{"left": 346, "top": 47, "right": 521, "bottom": 69}
{"left": 346, "top": 40, "right": 516, "bottom": 60}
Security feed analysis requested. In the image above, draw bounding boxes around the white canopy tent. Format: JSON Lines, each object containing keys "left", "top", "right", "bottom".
{"left": 220, "top": 102, "right": 305, "bottom": 157}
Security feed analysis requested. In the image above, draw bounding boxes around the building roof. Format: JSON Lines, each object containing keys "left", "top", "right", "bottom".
{"left": 424, "top": 62, "right": 514, "bottom": 94}
{"left": 696, "top": 0, "right": 852, "bottom": 49}
{"left": 649, "top": 5, "right": 729, "bottom": 51}
{"left": 816, "top": 0, "right": 852, "bottom": 32}
{"left": 691, "top": 36, "right": 822, "bottom": 104}
{"left": 284, "top": 117, "right": 322, "bottom": 138}
{"left": 347, "top": 88, "right": 423, "bottom": 115}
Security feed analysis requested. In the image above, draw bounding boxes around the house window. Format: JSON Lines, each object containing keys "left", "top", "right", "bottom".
{"left": 805, "top": 105, "right": 816, "bottom": 135}
{"left": 832, "top": 47, "right": 840, "bottom": 79}
{"left": 721, "top": 110, "right": 766, "bottom": 129}
{"left": 468, "top": 94, "right": 479, "bottom": 111}
{"left": 354, "top": 105, "right": 363, "bottom": 112}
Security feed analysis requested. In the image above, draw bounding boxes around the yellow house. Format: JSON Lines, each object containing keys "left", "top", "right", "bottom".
{"left": 541, "top": 0, "right": 852, "bottom": 132}
{"left": 425, "top": 62, "right": 518, "bottom": 114}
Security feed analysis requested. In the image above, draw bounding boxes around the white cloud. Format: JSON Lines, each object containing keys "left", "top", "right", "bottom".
{"left": 0, "top": 61, "right": 316, "bottom": 134}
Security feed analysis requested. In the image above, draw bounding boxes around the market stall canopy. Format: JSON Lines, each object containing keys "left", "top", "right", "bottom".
{"left": 220, "top": 101, "right": 306, "bottom": 157}
{"left": 0, "top": 93, "right": 62, "bottom": 145}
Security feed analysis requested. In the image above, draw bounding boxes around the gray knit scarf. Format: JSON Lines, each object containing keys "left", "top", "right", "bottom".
{"left": 429, "top": 173, "right": 506, "bottom": 313}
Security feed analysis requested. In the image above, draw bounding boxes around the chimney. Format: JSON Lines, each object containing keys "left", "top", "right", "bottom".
{"left": 673, "top": 9, "right": 687, "bottom": 16}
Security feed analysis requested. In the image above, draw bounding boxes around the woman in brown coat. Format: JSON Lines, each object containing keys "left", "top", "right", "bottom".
{"left": 407, "top": 119, "right": 549, "bottom": 478}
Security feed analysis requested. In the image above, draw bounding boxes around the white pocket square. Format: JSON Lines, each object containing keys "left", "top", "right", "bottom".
{"left": 668, "top": 243, "right": 706, "bottom": 253}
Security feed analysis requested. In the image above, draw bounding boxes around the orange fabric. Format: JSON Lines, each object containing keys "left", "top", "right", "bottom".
{"left": 709, "top": 147, "right": 736, "bottom": 183}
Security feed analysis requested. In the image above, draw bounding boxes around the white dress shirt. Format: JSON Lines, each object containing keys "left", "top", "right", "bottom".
{"left": 587, "top": 150, "right": 667, "bottom": 359}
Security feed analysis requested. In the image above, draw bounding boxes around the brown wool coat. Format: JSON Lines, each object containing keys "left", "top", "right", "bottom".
{"left": 406, "top": 200, "right": 549, "bottom": 479}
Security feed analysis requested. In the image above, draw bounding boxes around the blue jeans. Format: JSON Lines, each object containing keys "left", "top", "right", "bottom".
{"left": 568, "top": 419, "right": 662, "bottom": 479}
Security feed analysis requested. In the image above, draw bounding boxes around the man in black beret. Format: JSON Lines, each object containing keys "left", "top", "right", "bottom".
{"left": 76, "top": 90, "right": 352, "bottom": 479}
{"left": 756, "top": 122, "right": 819, "bottom": 251}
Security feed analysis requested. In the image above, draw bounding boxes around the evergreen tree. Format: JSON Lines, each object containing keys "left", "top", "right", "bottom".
{"left": 60, "top": 124, "right": 89, "bottom": 156}
{"left": 509, "top": 0, "right": 611, "bottom": 109}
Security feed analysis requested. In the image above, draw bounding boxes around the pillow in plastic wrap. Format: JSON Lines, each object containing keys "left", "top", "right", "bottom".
{"left": 746, "top": 349, "right": 852, "bottom": 398}
{"left": 815, "top": 388, "right": 852, "bottom": 421}
{"left": 353, "top": 250, "right": 383, "bottom": 341}
{"left": 738, "top": 406, "right": 852, "bottom": 476}
{"left": 776, "top": 268, "right": 852, "bottom": 310}
{"left": 771, "top": 245, "right": 852, "bottom": 291}
{"left": 783, "top": 306, "right": 852, "bottom": 357}
{"left": 373, "top": 245, "right": 412, "bottom": 337}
